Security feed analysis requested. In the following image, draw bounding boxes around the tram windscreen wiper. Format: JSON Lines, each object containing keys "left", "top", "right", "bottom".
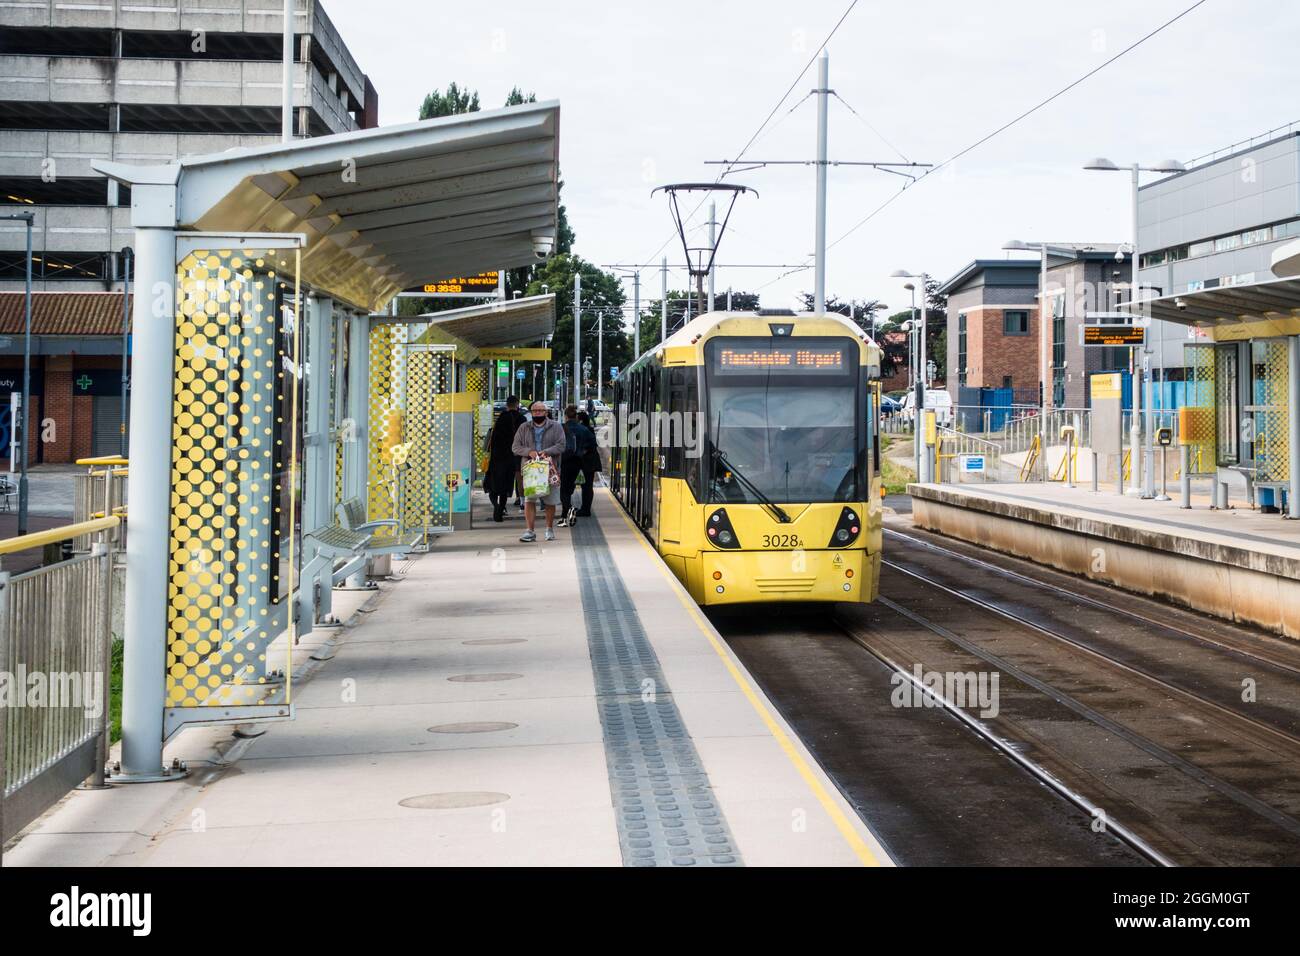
{"left": 712, "top": 446, "right": 792, "bottom": 524}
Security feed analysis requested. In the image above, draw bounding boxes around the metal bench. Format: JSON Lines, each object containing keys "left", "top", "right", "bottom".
{"left": 297, "top": 499, "right": 423, "bottom": 631}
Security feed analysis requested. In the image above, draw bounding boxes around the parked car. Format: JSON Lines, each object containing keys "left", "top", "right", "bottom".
{"left": 898, "top": 388, "right": 954, "bottom": 427}
{"left": 880, "top": 394, "right": 901, "bottom": 417}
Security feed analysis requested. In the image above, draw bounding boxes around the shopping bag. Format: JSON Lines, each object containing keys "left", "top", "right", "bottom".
{"left": 522, "top": 458, "right": 551, "bottom": 499}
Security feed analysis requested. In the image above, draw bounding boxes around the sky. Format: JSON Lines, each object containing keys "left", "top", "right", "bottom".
{"left": 327, "top": 0, "right": 1300, "bottom": 316}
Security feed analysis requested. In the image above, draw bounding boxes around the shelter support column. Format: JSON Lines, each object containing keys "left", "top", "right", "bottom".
{"left": 118, "top": 223, "right": 178, "bottom": 781}
{"left": 1290, "top": 334, "right": 1300, "bottom": 520}
{"left": 344, "top": 311, "right": 369, "bottom": 504}
{"left": 303, "top": 294, "right": 333, "bottom": 533}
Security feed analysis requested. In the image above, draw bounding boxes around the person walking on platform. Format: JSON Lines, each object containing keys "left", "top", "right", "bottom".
{"left": 575, "top": 408, "right": 601, "bottom": 517}
{"left": 559, "top": 404, "right": 597, "bottom": 527}
{"left": 512, "top": 400, "right": 565, "bottom": 542}
{"left": 485, "top": 395, "right": 526, "bottom": 523}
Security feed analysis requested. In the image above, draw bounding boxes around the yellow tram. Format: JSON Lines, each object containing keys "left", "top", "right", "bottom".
{"left": 610, "top": 309, "right": 884, "bottom": 606}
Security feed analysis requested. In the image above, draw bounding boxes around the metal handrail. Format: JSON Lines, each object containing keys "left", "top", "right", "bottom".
{"left": 0, "top": 516, "right": 119, "bottom": 555}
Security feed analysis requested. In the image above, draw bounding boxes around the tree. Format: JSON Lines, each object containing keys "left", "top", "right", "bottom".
{"left": 797, "top": 293, "right": 889, "bottom": 332}
{"left": 419, "top": 82, "right": 480, "bottom": 120}
{"left": 526, "top": 254, "right": 630, "bottom": 394}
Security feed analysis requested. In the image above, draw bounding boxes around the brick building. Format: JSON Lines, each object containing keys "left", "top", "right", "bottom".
{"left": 940, "top": 260, "right": 1041, "bottom": 402}
{"left": 0, "top": 290, "right": 131, "bottom": 462}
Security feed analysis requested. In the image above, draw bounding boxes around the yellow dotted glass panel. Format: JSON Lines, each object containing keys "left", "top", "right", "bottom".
{"left": 167, "top": 248, "right": 299, "bottom": 709}
{"left": 1183, "top": 343, "right": 1216, "bottom": 476}
{"left": 1256, "top": 339, "right": 1291, "bottom": 485}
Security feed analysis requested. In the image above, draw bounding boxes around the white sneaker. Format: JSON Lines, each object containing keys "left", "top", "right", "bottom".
{"left": 519, "top": 530, "right": 536, "bottom": 542}
{"left": 544, "top": 528, "right": 556, "bottom": 541}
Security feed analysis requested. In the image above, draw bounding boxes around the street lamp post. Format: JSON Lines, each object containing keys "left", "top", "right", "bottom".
{"left": 1084, "top": 157, "right": 1187, "bottom": 498}
{"left": 892, "top": 270, "right": 930, "bottom": 482}
{"left": 1, "top": 212, "right": 34, "bottom": 535}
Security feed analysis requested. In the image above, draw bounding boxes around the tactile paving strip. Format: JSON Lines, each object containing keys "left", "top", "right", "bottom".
{"left": 571, "top": 517, "right": 742, "bottom": 867}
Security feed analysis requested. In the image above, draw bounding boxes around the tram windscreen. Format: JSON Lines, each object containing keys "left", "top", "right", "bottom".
{"left": 704, "top": 337, "right": 861, "bottom": 504}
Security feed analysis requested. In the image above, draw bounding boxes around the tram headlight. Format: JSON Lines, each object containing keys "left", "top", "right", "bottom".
{"left": 707, "top": 509, "right": 741, "bottom": 549}
{"left": 827, "top": 506, "right": 861, "bottom": 548}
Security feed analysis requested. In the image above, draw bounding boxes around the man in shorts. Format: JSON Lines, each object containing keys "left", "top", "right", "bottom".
{"left": 511, "top": 400, "right": 566, "bottom": 541}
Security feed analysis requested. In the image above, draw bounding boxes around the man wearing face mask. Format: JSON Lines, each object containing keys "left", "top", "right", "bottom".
{"left": 511, "top": 400, "right": 566, "bottom": 541}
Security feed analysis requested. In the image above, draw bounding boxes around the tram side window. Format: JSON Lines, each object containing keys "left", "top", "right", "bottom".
{"left": 869, "top": 384, "right": 880, "bottom": 477}
{"left": 660, "top": 367, "right": 690, "bottom": 478}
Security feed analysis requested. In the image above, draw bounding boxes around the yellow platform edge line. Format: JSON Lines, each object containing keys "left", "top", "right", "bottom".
{"left": 603, "top": 488, "right": 888, "bottom": 867}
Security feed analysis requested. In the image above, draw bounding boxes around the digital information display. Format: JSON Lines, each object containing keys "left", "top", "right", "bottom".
{"left": 1081, "top": 324, "right": 1145, "bottom": 346}
{"left": 714, "top": 345, "right": 848, "bottom": 373}
{"left": 411, "top": 272, "right": 500, "bottom": 295}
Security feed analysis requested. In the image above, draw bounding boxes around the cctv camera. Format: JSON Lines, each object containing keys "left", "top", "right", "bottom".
{"left": 531, "top": 233, "right": 555, "bottom": 258}
{"left": 1175, "top": 297, "right": 1187, "bottom": 310}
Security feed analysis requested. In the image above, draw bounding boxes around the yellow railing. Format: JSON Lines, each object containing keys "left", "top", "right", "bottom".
{"left": 1019, "top": 434, "right": 1041, "bottom": 482}
{"left": 0, "top": 515, "right": 120, "bottom": 555}
{"left": 75, "top": 455, "right": 129, "bottom": 468}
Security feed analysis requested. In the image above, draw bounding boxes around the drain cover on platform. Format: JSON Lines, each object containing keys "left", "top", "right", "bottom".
{"left": 427, "top": 721, "right": 519, "bottom": 734}
{"left": 399, "top": 792, "right": 510, "bottom": 809}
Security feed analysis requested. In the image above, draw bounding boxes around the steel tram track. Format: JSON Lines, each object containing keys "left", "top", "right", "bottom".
{"left": 840, "top": 532, "right": 1300, "bottom": 864}
{"left": 836, "top": 611, "right": 1175, "bottom": 867}
{"left": 882, "top": 524, "right": 1300, "bottom": 679}
{"left": 879, "top": 552, "right": 1300, "bottom": 760}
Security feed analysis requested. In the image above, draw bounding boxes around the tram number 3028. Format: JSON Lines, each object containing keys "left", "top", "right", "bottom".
{"left": 762, "top": 534, "right": 803, "bottom": 548}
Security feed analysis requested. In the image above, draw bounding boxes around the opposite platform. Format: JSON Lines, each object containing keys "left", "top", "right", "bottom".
{"left": 910, "top": 482, "right": 1300, "bottom": 639}
{"left": 4, "top": 487, "right": 890, "bottom": 867}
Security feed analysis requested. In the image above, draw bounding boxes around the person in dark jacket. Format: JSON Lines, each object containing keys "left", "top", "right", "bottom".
{"left": 485, "top": 396, "right": 526, "bottom": 522}
{"left": 560, "top": 406, "right": 599, "bottom": 523}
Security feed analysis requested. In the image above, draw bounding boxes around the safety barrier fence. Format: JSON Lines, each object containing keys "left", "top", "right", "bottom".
{"left": 920, "top": 404, "right": 1186, "bottom": 485}
{"left": 0, "top": 516, "right": 120, "bottom": 856}
{"left": 72, "top": 456, "right": 128, "bottom": 551}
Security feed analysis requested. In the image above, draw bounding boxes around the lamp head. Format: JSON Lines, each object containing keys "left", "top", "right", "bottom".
{"left": 889, "top": 269, "right": 913, "bottom": 279}
{"left": 1150, "top": 159, "right": 1187, "bottom": 174}
{"left": 1083, "top": 157, "right": 1120, "bottom": 172}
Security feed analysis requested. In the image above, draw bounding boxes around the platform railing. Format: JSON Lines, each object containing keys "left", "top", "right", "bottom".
{"left": 0, "top": 516, "right": 119, "bottom": 857}
{"left": 73, "top": 457, "right": 128, "bottom": 550}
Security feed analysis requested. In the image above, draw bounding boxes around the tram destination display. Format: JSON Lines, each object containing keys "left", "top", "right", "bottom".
{"left": 712, "top": 342, "right": 850, "bottom": 374}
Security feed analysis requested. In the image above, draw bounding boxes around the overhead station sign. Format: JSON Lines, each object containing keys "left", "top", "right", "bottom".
{"left": 1080, "top": 324, "right": 1145, "bottom": 347}
{"left": 409, "top": 271, "right": 500, "bottom": 296}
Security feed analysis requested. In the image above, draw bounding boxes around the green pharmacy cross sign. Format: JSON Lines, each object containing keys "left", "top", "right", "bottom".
{"left": 76, "top": 374, "right": 93, "bottom": 391}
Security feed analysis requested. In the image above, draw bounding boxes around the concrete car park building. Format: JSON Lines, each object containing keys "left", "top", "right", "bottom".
{"left": 0, "top": 0, "right": 377, "bottom": 459}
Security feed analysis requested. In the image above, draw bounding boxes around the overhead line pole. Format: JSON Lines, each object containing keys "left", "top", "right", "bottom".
{"left": 814, "top": 51, "right": 829, "bottom": 315}
{"left": 660, "top": 256, "right": 667, "bottom": 342}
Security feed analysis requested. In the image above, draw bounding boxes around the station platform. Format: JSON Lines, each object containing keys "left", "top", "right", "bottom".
{"left": 910, "top": 482, "right": 1300, "bottom": 640}
{"left": 4, "top": 487, "right": 889, "bottom": 867}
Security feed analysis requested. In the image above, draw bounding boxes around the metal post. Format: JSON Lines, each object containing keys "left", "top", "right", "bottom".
{"left": 90, "top": 539, "right": 113, "bottom": 787}
{"left": 1092, "top": 450, "right": 1099, "bottom": 493}
{"left": 597, "top": 309, "right": 604, "bottom": 402}
{"left": 119, "top": 246, "right": 131, "bottom": 456}
{"left": 660, "top": 256, "right": 667, "bottom": 343}
{"left": 1038, "top": 245, "right": 1048, "bottom": 484}
{"left": 344, "top": 311, "right": 368, "bottom": 503}
{"left": 1142, "top": 342, "right": 1155, "bottom": 498}
{"left": 813, "top": 52, "right": 829, "bottom": 317}
{"left": 304, "top": 295, "right": 332, "bottom": 533}
{"left": 727, "top": 287, "right": 732, "bottom": 311}
{"left": 1128, "top": 163, "right": 1142, "bottom": 494}
{"left": 707, "top": 201, "right": 716, "bottom": 312}
{"left": 1181, "top": 444, "right": 1192, "bottom": 509}
{"left": 918, "top": 277, "right": 929, "bottom": 483}
{"left": 281, "top": 0, "right": 293, "bottom": 143}
{"left": 19, "top": 213, "right": 32, "bottom": 536}
{"left": 632, "top": 270, "right": 641, "bottom": 359}
{"left": 573, "top": 272, "right": 581, "bottom": 401}
{"left": 1290, "top": 334, "right": 1300, "bottom": 519}
{"left": 117, "top": 224, "right": 175, "bottom": 781}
